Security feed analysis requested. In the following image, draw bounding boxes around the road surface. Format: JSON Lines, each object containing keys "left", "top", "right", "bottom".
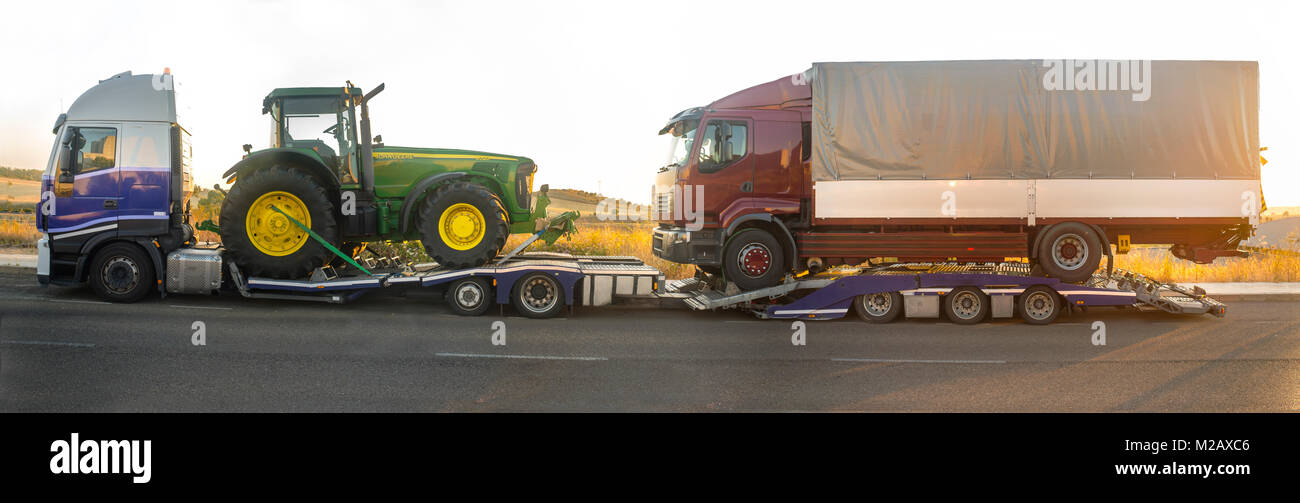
{"left": 1, "top": 266, "right": 1297, "bottom": 412}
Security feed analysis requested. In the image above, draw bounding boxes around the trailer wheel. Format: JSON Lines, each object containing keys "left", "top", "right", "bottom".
{"left": 854, "top": 291, "right": 903, "bottom": 323}
{"left": 88, "top": 242, "right": 155, "bottom": 303}
{"left": 1017, "top": 285, "right": 1061, "bottom": 325}
{"left": 512, "top": 272, "right": 565, "bottom": 319}
{"left": 445, "top": 277, "right": 493, "bottom": 316}
{"left": 943, "top": 286, "right": 988, "bottom": 325}
{"left": 1036, "top": 222, "right": 1102, "bottom": 283}
{"left": 723, "top": 228, "right": 785, "bottom": 291}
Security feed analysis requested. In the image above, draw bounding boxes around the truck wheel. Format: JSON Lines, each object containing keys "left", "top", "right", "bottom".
{"left": 219, "top": 166, "right": 338, "bottom": 279}
{"left": 1036, "top": 222, "right": 1102, "bottom": 283}
{"left": 419, "top": 182, "right": 509, "bottom": 269}
{"left": 445, "top": 277, "right": 493, "bottom": 316}
{"left": 723, "top": 229, "right": 785, "bottom": 291}
{"left": 854, "top": 291, "right": 903, "bottom": 323}
{"left": 512, "top": 272, "right": 565, "bottom": 319}
{"left": 88, "top": 242, "right": 155, "bottom": 303}
{"left": 1018, "top": 285, "right": 1061, "bottom": 325}
{"left": 943, "top": 286, "right": 988, "bottom": 325}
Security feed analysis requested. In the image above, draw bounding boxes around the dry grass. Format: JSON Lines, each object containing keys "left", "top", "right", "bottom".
{"left": 503, "top": 220, "right": 695, "bottom": 279}
{"left": 0, "top": 213, "right": 39, "bottom": 247}
{"left": 1110, "top": 246, "right": 1300, "bottom": 283}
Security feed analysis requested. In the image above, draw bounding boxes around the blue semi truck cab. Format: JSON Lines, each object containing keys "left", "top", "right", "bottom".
{"left": 37, "top": 70, "right": 194, "bottom": 301}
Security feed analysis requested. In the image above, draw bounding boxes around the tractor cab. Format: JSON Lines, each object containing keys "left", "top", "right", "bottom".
{"left": 262, "top": 86, "right": 365, "bottom": 184}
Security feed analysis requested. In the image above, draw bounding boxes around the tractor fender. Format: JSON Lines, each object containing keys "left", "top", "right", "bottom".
{"left": 399, "top": 172, "right": 469, "bottom": 233}
{"left": 222, "top": 149, "right": 336, "bottom": 189}
{"left": 724, "top": 213, "right": 798, "bottom": 272}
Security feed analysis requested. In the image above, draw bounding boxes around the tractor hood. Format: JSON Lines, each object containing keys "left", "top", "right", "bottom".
{"left": 372, "top": 146, "right": 530, "bottom": 164}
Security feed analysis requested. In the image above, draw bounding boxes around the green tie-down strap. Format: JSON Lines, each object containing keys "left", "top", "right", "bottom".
{"left": 269, "top": 205, "right": 373, "bottom": 276}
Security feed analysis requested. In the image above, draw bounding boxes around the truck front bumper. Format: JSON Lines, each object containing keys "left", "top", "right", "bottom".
{"left": 652, "top": 226, "right": 721, "bottom": 267}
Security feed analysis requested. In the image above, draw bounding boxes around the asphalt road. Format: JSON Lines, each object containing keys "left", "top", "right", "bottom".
{"left": 1, "top": 266, "right": 1297, "bottom": 412}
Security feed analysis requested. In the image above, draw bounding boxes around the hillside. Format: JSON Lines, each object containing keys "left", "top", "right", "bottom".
{"left": 539, "top": 188, "right": 650, "bottom": 222}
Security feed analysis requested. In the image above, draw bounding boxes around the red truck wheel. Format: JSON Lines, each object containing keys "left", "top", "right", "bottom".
{"left": 1036, "top": 222, "right": 1102, "bottom": 283}
{"left": 723, "top": 229, "right": 785, "bottom": 291}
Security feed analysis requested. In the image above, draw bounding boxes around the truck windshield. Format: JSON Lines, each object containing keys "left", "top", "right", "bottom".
{"left": 661, "top": 119, "right": 699, "bottom": 169}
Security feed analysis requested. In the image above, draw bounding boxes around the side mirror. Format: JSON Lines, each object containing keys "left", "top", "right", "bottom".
{"left": 56, "top": 130, "right": 75, "bottom": 183}
{"left": 719, "top": 139, "right": 734, "bottom": 164}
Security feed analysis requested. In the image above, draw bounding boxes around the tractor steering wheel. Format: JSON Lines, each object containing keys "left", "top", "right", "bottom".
{"left": 323, "top": 123, "right": 339, "bottom": 135}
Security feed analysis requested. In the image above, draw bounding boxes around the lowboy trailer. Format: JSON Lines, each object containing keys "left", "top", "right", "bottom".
{"left": 156, "top": 244, "right": 1224, "bottom": 326}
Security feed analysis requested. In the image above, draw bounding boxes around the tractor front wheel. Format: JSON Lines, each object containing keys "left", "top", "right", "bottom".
{"left": 418, "top": 182, "right": 509, "bottom": 268}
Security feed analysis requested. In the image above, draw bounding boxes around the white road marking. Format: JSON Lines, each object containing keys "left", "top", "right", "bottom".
{"left": 2, "top": 339, "right": 95, "bottom": 348}
{"left": 831, "top": 357, "right": 1006, "bottom": 364}
{"left": 436, "top": 352, "right": 607, "bottom": 361}
{"left": 169, "top": 305, "right": 233, "bottom": 310}
{"left": 48, "top": 299, "right": 109, "bottom": 305}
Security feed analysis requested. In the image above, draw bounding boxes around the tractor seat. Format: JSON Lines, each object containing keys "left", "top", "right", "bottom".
{"left": 287, "top": 140, "right": 338, "bottom": 169}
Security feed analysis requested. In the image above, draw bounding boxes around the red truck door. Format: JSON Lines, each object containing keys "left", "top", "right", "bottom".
{"left": 690, "top": 117, "right": 753, "bottom": 229}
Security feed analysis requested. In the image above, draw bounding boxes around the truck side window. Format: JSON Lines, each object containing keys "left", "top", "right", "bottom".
{"left": 74, "top": 128, "right": 117, "bottom": 174}
{"left": 697, "top": 120, "right": 747, "bottom": 173}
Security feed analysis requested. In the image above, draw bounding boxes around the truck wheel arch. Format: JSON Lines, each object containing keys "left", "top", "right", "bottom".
{"left": 79, "top": 237, "right": 165, "bottom": 296}
{"left": 1030, "top": 222, "right": 1113, "bottom": 273}
{"left": 724, "top": 214, "right": 798, "bottom": 273}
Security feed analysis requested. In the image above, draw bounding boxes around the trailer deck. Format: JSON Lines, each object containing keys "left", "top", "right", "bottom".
{"left": 221, "top": 248, "right": 1224, "bottom": 325}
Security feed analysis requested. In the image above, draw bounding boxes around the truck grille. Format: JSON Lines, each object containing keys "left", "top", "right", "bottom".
{"left": 655, "top": 189, "right": 673, "bottom": 221}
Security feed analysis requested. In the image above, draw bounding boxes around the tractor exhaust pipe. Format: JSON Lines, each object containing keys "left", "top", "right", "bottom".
{"left": 357, "top": 83, "right": 385, "bottom": 194}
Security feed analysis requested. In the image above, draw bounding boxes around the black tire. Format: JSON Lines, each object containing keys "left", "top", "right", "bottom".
{"left": 219, "top": 165, "right": 338, "bottom": 279}
{"left": 1036, "top": 222, "right": 1102, "bottom": 283}
{"left": 445, "top": 277, "right": 493, "bottom": 316}
{"left": 723, "top": 228, "right": 785, "bottom": 291}
{"left": 418, "top": 182, "right": 509, "bottom": 269}
{"left": 1017, "top": 285, "right": 1061, "bottom": 325}
{"left": 88, "top": 242, "right": 155, "bottom": 303}
{"left": 943, "top": 286, "right": 988, "bottom": 325}
{"left": 854, "top": 291, "right": 904, "bottom": 323}
{"left": 511, "top": 272, "right": 565, "bottom": 319}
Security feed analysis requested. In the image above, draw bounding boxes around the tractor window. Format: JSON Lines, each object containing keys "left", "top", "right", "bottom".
{"left": 73, "top": 127, "right": 117, "bottom": 174}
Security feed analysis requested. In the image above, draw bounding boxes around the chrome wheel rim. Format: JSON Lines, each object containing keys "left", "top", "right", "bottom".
{"left": 1051, "top": 234, "right": 1089, "bottom": 271}
{"left": 860, "top": 292, "right": 894, "bottom": 317}
{"left": 102, "top": 256, "right": 140, "bottom": 294}
{"left": 455, "top": 281, "right": 485, "bottom": 310}
{"left": 1023, "top": 291, "right": 1055, "bottom": 321}
{"left": 950, "top": 291, "right": 983, "bottom": 320}
{"left": 519, "top": 276, "right": 558, "bottom": 313}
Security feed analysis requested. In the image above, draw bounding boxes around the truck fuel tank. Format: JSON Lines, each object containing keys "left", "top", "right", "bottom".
{"left": 166, "top": 248, "right": 223, "bottom": 295}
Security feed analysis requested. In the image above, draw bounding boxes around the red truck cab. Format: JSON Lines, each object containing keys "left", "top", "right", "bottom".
{"left": 653, "top": 75, "right": 811, "bottom": 286}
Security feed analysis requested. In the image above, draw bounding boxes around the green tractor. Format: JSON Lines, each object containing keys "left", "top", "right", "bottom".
{"left": 218, "top": 82, "right": 543, "bottom": 278}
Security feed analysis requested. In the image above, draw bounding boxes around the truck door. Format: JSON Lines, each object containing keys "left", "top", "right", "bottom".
{"left": 47, "top": 124, "right": 121, "bottom": 236}
{"left": 691, "top": 117, "right": 753, "bottom": 229}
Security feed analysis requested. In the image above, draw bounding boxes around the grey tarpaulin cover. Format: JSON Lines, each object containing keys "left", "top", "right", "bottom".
{"left": 809, "top": 60, "right": 1259, "bottom": 181}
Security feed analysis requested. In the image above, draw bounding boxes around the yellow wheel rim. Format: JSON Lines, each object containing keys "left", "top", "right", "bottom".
{"left": 439, "top": 203, "right": 485, "bottom": 251}
{"left": 245, "top": 191, "right": 312, "bottom": 257}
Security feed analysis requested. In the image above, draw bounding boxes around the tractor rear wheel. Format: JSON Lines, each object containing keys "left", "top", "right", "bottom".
{"left": 418, "top": 182, "right": 509, "bottom": 268}
{"left": 219, "top": 166, "right": 338, "bottom": 279}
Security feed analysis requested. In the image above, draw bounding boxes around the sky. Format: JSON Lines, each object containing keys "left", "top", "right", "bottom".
{"left": 1, "top": 0, "right": 1297, "bottom": 205}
